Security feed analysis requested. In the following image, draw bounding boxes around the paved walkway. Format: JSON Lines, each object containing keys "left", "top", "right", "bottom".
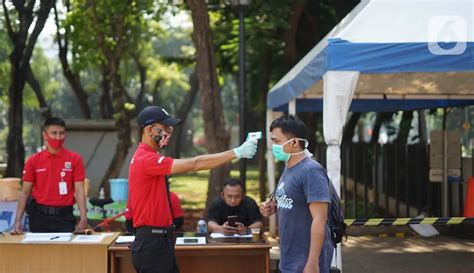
{"left": 342, "top": 235, "right": 474, "bottom": 273}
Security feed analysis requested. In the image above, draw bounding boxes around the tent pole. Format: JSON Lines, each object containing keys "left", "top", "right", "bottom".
{"left": 324, "top": 71, "right": 360, "bottom": 272}
{"left": 443, "top": 130, "right": 449, "bottom": 217}
{"left": 289, "top": 100, "right": 296, "bottom": 115}
{"left": 266, "top": 109, "right": 277, "bottom": 236}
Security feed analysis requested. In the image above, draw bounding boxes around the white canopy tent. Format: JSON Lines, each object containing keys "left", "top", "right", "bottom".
{"left": 266, "top": 0, "right": 474, "bottom": 270}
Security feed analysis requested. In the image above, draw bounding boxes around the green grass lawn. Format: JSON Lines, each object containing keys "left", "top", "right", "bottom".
{"left": 169, "top": 168, "right": 262, "bottom": 210}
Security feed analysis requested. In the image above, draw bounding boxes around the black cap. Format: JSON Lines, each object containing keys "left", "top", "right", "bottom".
{"left": 137, "top": 106, "right": 181, "bottom": 127}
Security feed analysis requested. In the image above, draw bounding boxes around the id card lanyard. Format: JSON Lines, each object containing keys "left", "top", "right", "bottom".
{"left": 59, "top": 171, "right": 68, "bottom": 195}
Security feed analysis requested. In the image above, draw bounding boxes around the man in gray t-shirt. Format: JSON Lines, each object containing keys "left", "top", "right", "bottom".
{"left": 261, "top": 115, "right": 333, "bottom": 273}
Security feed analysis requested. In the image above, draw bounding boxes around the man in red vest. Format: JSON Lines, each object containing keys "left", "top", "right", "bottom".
{"left": 129, "top": 106, "right": 257, "bottom": 273}
{"left": 12, "top": 117, "right": 87, "bottom": 233}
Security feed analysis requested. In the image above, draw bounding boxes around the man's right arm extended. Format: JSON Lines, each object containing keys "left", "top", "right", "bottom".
{"left": 170, "top": 139, "right": 257, "bottom": 175}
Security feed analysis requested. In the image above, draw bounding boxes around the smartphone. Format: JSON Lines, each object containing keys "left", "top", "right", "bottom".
{"left": 227, "top": 215, "right": 238, "bottom": 228}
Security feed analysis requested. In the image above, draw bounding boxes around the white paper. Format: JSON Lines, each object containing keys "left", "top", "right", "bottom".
{"left": 22, "top": 232, "right": 72, "bottom": 242}
{"left": 409, "top": 224, "right": 440, "bottom": 237}
{"left": 24, "top": 232, "right": 73, "bottom": 237}
{"left": 23, "top": 236, "right": 71, "bottom": 242}
{"left": 116, "top": 236, "right": 135, "bottom": 244}
{"left": 210, "top": 233, "right": 252, "bottom": 238}
{"left": 409, "top": 214, "right": 440, "bottom": 237}
{"left": 175, "top": 237, "right": 206, "bottom": 245}
{"left": 71, "top": 234, "right": 105, "bottom": 243}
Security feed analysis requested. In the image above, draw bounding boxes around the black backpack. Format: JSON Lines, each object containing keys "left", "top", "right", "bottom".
{"left": 327, "top": 179, "right": 347, "bottom": 248}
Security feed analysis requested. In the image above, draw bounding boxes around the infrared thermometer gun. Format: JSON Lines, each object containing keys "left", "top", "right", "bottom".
{"left": 247, "top": 131, "right": 262, "bottom": 142}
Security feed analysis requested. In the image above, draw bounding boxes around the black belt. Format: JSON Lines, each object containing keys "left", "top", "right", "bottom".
{"left": 32, "top": 200, "right": 73, "bottom": 216}
{"left": 136, "top": 226, "right": 174, "bottom": 236}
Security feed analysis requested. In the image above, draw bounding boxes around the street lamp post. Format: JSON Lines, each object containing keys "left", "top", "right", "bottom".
{"left": 230, "top": 0, "right": 251, "bottom": 191}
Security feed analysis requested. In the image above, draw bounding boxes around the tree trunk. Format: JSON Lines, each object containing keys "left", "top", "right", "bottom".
{"left": 418, "top": 110, "right": 428, "bottom": 144}
{"left": 357, "top": 118, "right": 365, "bottom": 143}
{"left": 283, "top": 0, "right": 321, "bottom": 150}
{"left": 54, "top": 3, "right": 92, "bottom": 119}
{"left": 26, "top": 65, "right": 52, "bottom": 119}
{"left": 283, "top": 0, "right": 306, "bottom": 68}
{"left": 4, "top": 0, "right": 55, "bottom": 177}
{"left": 6, "top": 58, "right": 26, "bottom": 177}
{"left": 99, "top": 75, "right": 132, "bottom": 196}
{"left": 150, "top": 79, "right": 162, "bottom": 106}
{"left": 257, "top": 50, "right": 273, "bottom": 202}
{"left": 342, "top": 112, "right": 361, "bottom": 144}
{"left": 370, "top": 112, "right": 393, "bottom": 144}
{"left": 188, "top": 0, "right": 230, "bottom": 210}
{"left": 89, "top": 0, "right": 133, "bottom": 196}
{"left": 395, "top": 110, "right": 414, "bottom": 144}
{"left": 132, "top": 53, "right": 147, "bottom": 111}
{"left": 297, "top": 0, "right": 321, "bottom": 58}
{"left": 168, "top": 71, "right": 199, "bottom": 158}
{"left": 100, "top": 65, "right": 114, "bottom": 119}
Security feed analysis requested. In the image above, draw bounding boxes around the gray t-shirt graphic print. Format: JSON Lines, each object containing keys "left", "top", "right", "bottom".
{"left": 276, "top": 156, "right": 333, "bottom": 273}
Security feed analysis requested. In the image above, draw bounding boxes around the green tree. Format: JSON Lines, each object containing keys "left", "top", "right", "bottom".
{"left": 188, "top": 0, "right": 232, "bottom": 208}
{"left": 210, "top": 0, "right": 351, "bottom": 200}
{"left": 0, "top": 11, "right": 10, "bottom": 95}
{"left": 53, "top": 1, "right": 92, "bottom": 119}
{"left": 2, "top": 0, "right": 55, "bottom": 177}
{"left": 65, "top": 0, "right": 194, "bottom": 194}
{"left": 70, "top": 0, "right": 155, "bottom": 193}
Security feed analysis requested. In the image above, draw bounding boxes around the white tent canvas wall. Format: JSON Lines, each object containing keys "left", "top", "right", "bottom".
{"left": 265, "top": 0, "right": 474, "bottom": 270}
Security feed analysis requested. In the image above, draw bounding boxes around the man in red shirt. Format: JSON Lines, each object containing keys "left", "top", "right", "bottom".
{"left": 12, "top": 117, "right": 88, "bottom": 233}
{"left": 125, "top": 190, "right": 184, "bottom": 233}
{"left": 129, "top": 106, "right": 258, "bottom": 273}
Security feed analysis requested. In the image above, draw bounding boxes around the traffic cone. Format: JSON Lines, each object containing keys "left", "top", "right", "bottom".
{"left": 465, "top": 176, "right": 474, "bottom": 217}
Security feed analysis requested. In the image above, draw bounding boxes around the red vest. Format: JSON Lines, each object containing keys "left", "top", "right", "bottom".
{"left": 128, "top": 143, "right": 174, "bottom": 227}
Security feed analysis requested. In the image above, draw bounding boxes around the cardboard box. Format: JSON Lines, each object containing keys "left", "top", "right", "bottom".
{"left": 0, "top": 178, "right": 21, "bottom": 201}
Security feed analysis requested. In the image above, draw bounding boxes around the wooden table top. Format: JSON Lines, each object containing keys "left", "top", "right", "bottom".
{"left": 109, "top": 233, "right": 272, "bottom": 251}
{"left": 0, "top": 232, "right": 120, "bottom": 245}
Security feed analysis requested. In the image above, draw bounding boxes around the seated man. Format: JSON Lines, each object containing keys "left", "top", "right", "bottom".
{"left": 207, "top": 178, "right": 263, "bottom": 235}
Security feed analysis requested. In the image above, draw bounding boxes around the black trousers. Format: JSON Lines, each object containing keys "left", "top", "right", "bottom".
{"left": 131, "top": 233, "right": 180, "bottom": 273}
{"left": 28, "top": 211, "right": 76, "bottom": 232}
{"left": 27, "top": 202, "right": 76, "bottom": 232}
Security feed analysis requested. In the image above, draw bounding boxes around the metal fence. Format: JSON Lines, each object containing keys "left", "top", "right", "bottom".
{"left": 315, "top": 143, "right": 466, "bottom": 219}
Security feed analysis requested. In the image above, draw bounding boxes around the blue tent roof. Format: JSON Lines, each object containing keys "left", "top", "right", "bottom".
{"left": 267, "top": 0, "right": 474, "bottom": 112}
{"left": 273, "top": 99, "right": 474, "bottom": 113}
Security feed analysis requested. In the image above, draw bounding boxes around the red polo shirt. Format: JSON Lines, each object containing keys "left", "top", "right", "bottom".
{"left": 128, "top": 143, "right": 174, "bottom": 227}
{"left": 22, "top": 148, "right": 86, "bottom": 206}
{"left": 125, "top": 191, "right": 183, "bottom": 220}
